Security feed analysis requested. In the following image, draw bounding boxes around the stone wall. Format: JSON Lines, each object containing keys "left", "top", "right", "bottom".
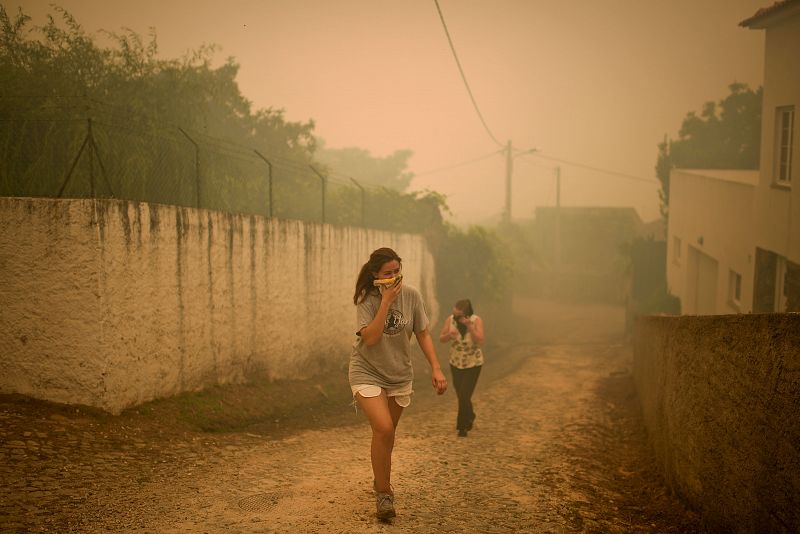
{"left": 633, "top": 314, "right": 800, "bottom": 532}
{"left": 0, "top": 197, "right": 438, "bottom": 414}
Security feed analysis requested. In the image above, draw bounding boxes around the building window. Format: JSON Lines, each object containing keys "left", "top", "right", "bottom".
{"left": 776, "top": 106, "right": 794, "bottom": 185}
{"left": 673, "top": 236, "right": 681, "bottom": 264}
{"left": 728, "top": 269, "right": 742, "bottom": 308}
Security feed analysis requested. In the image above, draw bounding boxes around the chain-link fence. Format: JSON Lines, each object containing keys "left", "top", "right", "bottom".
{"left": 0, "top": 101, "right": 441, "bottom": 232}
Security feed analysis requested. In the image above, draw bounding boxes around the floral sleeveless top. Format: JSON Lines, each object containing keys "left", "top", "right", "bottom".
{"left": 447, "top": 315, "right": 484, "bottom": 369}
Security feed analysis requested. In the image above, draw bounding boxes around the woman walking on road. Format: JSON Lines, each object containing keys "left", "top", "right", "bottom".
{"left": 439, "top": 299, "right": 485, "bottom": 437}
{"left": 349, "top": 247, "right": 448, "bottom": 520}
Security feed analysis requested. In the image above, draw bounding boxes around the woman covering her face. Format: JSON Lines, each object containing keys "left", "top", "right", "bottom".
{"left": 349, "top": 247, "right": 448, "bottom": 520}
{"left": 438, "top": 298, "right": 485, "bottom": 437}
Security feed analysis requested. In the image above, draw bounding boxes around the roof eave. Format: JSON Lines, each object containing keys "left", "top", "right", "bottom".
{"left": 740, "top": 1, "right": 800, "bottom": 28}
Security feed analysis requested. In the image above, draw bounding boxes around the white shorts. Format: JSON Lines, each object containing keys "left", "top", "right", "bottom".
{"left": 351, "top": 383, "right": 413, "bottom": 408}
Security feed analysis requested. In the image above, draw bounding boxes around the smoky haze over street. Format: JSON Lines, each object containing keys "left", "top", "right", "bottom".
{"left": 2, "top": 0, "right": 798, "bottom": 532}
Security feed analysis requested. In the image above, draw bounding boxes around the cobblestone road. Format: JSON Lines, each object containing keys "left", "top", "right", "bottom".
{"left": 2, "top": 301, "right": 701, "bottom": 532}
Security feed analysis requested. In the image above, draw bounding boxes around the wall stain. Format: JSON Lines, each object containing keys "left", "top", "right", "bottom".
{"left": 304, "top": 224, "right": 313, "bottom": 291}
{"left": 43, "top": 199, "right": 71, "bottom": 240}
{"left": 225, "top": 212, "right": 239, "bottom": 378}
{"left": 92, "top": 198, "right": 107, "bottom": 244}
{"left": 248, "top": 215, "right": 258, "bottom": 375}
{"left": 25, "top": 198, "right": 37, "bottom": 216}
{"left": 175, "top": 208, "right": 188, "bottom": 390}
{"left": 133, "top": 201, "right": 143, "bottom": 250}
{"left": 206, "top": 211, "right": 218, "bottom": 380}
{"left": 120, "top": 201, "right": 132, "bottom": 253}
{"left": 175, "top": 207, "right": 190, "bottom": 240}
{"left": 148, "top": 203, "right": 160, "bottom": 240}
{"left": 260, "top": 218, "right": 273, "bottom": 379}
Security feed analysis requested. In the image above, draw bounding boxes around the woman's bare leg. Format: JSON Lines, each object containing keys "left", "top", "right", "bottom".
{"left": 356, "top": 390, "right": 404, "bottom": 494}
{"left": 388, "top": 396, "right": 404, "bottom": 430}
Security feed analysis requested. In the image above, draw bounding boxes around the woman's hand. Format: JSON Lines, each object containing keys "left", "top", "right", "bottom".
{"left": 361, "top": 281, "right": 402, "bottom": 347}
{"left": 379, "top": 279, "right": 402, "bottom": 306}
{"left": 467, "top": 316, "right": 485, "bottom": 345}
{"left": 438, "top": 316, "right": 458, "bottom": 343}
{"left": 448, "top": 331, "right": 458, "bottom": 341}
{"left": 416, "top": 328, "right": 447, "bottom": 394}
{"left": 431, "top": 367, "right": 447, "bottom": 395}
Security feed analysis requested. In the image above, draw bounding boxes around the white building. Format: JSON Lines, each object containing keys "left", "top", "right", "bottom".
{"left": 667, "top": 170, "right": 758, "bottom": 314}
{"left": 667, "top": 1, "right": 799, "bottom": 314}
{"left": 742, "top": 0, "right": 800, "bottom": 312}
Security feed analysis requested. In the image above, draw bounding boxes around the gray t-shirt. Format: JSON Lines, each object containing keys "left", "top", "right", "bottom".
{"left": 348, "top": 284, "right": 430, "bottom": 389}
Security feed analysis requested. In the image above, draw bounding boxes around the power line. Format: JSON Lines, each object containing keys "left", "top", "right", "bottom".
{"left": 414, "top": 150, "right": 501, "bottom": 177}
{"left": 531, "top": 153, "right": 659, "bottom": 184}
{"left": 433, "top": 0, "right": 503, "bottom": 148}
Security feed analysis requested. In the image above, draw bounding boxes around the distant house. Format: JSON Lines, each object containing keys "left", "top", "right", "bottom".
{"left": 638, "top": 218, "right": 667, "bottom": 241}
{"left": 666, "top": 1, "right": 799, "bottom": 314}
{"left": 532, "top": 206, "right": 643, "bottom": 302}
{"left": 741, "top": 0, "right": 800, "bottom": 312}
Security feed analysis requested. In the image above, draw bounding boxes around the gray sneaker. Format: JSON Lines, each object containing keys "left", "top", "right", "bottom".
{"left": 375, "top": 492, "right": 396, "bottom": 519}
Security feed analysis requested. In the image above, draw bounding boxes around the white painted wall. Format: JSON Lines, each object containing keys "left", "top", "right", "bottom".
{"left": 754, "top": 12, "right": 800, "bottom": 265}
{"left": 0, "top": 197, "right": 438, "bottom": 414}
{"left": 667, "top": 169, "right": 758, "bottom": 314}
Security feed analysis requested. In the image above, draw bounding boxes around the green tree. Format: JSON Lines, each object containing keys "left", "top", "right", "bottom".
{"left": 0, "top": 6, "right": 317, "bottom": 154}
{"left": 314, "top": 140, "right": 415, "bottom": 191}
{"left": 655, "top": 82, "right": 762, "bottom": 221}
{"left": 0, "top": 5, "right": 317, "bottom": 209}
{"left": 428, "top": 222, "right": 514, "bottom": 309}
{"left": 0, "top": 5, "right": 451, "bottom": 232}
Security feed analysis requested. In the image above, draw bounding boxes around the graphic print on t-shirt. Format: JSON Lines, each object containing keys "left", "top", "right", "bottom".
{"left": 384, "top": 309, "right": 407, "bottom": 335}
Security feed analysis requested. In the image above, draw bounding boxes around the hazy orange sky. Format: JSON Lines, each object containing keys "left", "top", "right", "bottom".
{"left": 12, "top": 0, "right": 767, "bottom": 224}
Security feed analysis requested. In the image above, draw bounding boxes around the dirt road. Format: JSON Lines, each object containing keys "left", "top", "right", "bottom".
{"left": 2, "top": 299, "right": 701, "bottom": 532}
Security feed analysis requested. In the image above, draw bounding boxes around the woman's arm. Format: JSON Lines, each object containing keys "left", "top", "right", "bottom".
{"left": 416, "top": 328, "right": 447, "bottom": 395}
{"left": 438, "top": 315, "right": 454, "bottom": 343}
{"left": 359, "top": 283, "right": 402, "bottom": 346}
{"left": 466, "top": 316, "right": 485, "bottom": 346}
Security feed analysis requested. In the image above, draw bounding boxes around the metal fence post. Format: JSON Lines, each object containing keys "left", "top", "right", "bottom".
{"left": 88, "top": 119, "right": 95, "bottom": 197}
{"left": 349, "top": 177, "right": 366, "bottom": 227}
{"left": 57, "top": 120, "right": 92, "bottom": 198}
{"left": 253, "top": 150, "right": 273, "bottom": 217}
{"left": 87, "top": 118, "right": 115, "bottom": 198}
{"left": 178, "top": 127, "right": 201, "bottom": 208}
{"left": 309, "top": 165, "right": 327, "bottom": 224}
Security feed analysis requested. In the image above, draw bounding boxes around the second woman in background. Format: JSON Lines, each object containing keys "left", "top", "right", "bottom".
{"left": 439, "top": 299, "right": 485, "bottom": 437}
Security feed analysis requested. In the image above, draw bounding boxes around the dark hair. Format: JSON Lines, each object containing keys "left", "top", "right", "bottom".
{"left": 353, "top": 247, "right": 402, "bottom": 304}
{"left": 454, "top": 298, "right": 474, "bottom": 336}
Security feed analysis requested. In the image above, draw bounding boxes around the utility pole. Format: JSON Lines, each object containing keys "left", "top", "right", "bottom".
{"left": 503, "top": 139, "right": 513, "bottom": 224}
